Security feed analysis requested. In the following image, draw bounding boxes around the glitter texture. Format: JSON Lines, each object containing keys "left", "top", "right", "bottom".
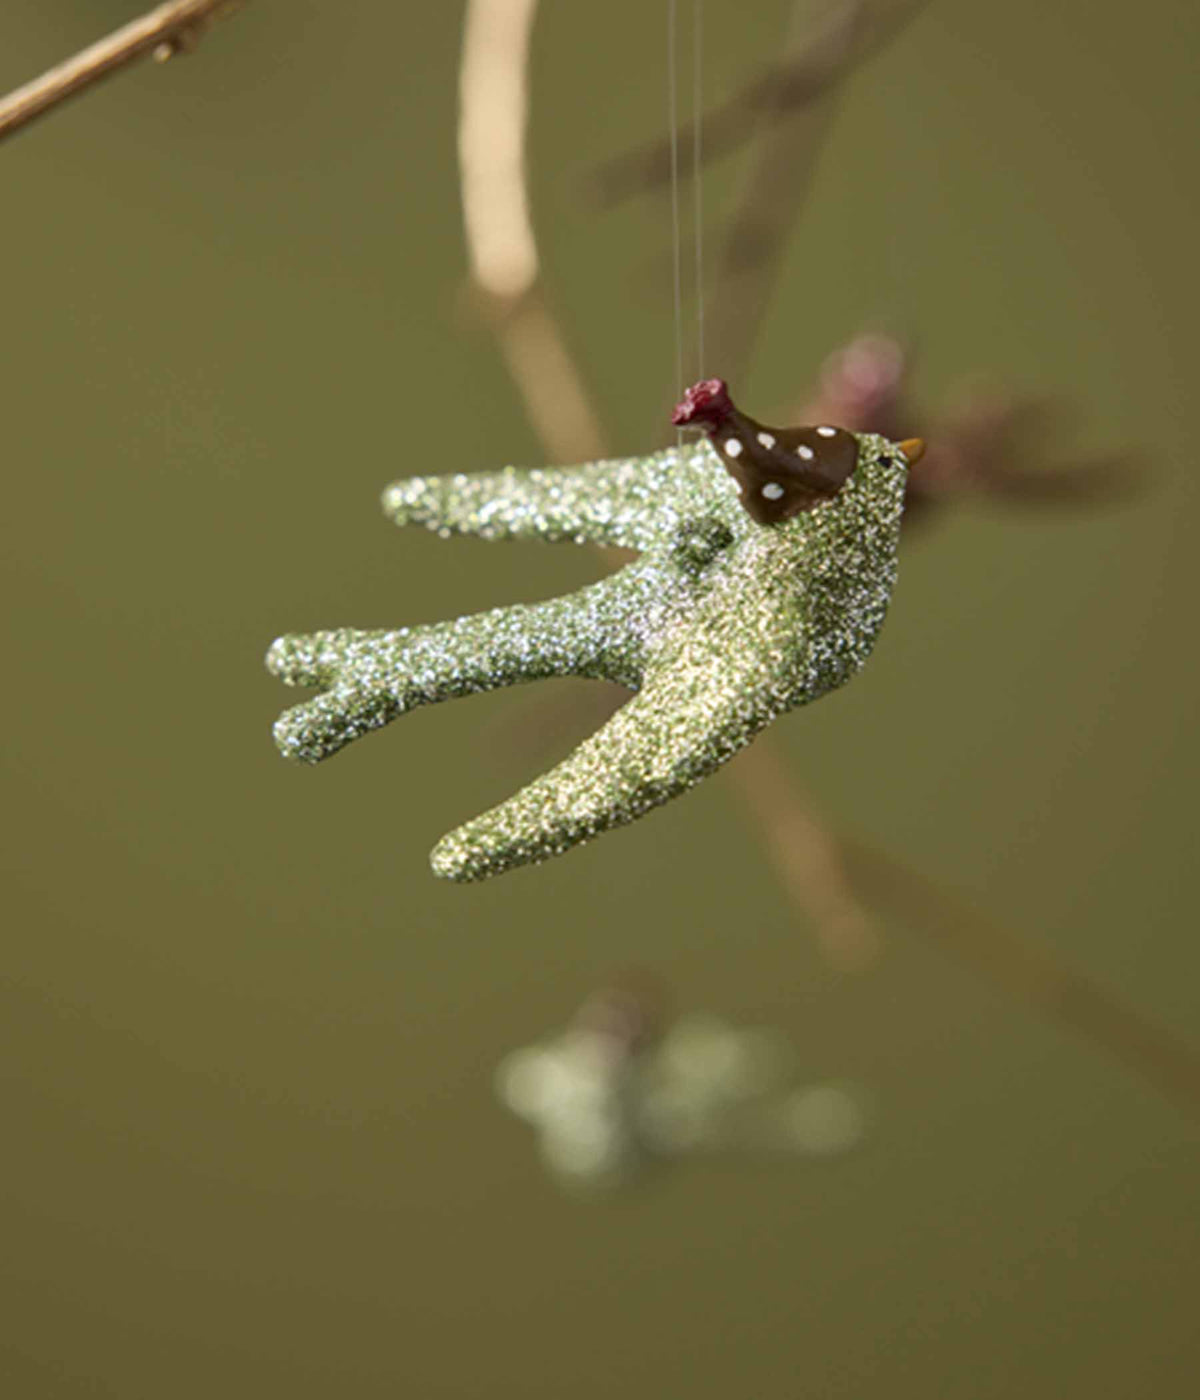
{"left": 266, "top": 435, "right": 909, "bottom": 881}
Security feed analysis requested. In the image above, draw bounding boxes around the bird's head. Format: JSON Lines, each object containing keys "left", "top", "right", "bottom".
{"left": 671, "top": 377, "right": 734, "bottom": 427}
{"left": 673, "top": 376, "right": 923, "bottom": 527}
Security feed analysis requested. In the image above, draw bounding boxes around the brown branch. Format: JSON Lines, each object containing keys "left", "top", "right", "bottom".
{"left": 468, "top": 285, "right": 608, "bottom": 467}
{"left": 839, "top": 834, "right": 1200, "bottom": 1118}
{"left": 595, "top": 0, "right": 882, "bottom": 206}
{"left": 726, "top": 738, "right": 882, "bottom": 971}
{"left": 638, "top": 1, "right": 928, "bottom": 433}
{"left": 708, "top": 0, "right": 927, "bottom": 384}
{"left": 457, "top": 0, "right": 607, "bottom": 466}
{"left": 0, "top": 0, "right": 245, "bottom": 146}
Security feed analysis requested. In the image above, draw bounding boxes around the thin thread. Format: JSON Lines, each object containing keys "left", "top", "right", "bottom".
{"left": 668, "top": 0, "right": 684, "bottom": 436}
{"left": 692, "top": 0, "right": 704, "bottom": 380}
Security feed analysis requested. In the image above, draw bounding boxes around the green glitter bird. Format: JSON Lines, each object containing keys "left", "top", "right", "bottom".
{"left": 266, "top": 378, "right": 923, "bottom": 881}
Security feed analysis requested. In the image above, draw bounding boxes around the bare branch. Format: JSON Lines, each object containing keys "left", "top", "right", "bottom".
{"left": 595, "top": 0, "right": 876, "bottom": 205}
{"left": 840, "top": 834, "right": 1200, "bottom": 1118}
{"left": 707, "top": 0, "right": 926, "bottom": 384}
{"left": 458, "top": 0, "right": 540, "bottom": 301}
{"left": 457, "top": 0, "right": 607, "bottom": 467}
{"left": 726, "top": 738, "right": 883, "bottom": 972}
{"left": 599, "top": 0, "right": 927, "bottom": 202}
{"left": 468, "top": 285, "right": 608, "bottom": 467}
{"left": 0, "top": 0, "right": 245, "bottom": 146}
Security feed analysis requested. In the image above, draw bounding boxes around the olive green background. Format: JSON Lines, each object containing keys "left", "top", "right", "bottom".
{"left": 2, "top": 2, "right": 1198, "bottom": 1395}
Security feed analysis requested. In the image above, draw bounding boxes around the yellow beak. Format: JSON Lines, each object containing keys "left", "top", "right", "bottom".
{"left": 898, "top": 437, "right": 926, "bottom": 465}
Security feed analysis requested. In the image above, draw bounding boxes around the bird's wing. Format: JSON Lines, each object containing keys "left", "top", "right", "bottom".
{"left": 265, "top": 577, "right": 647, "bottom": 764}
{"left": 430, "top": 632, "right": 787, "bottom": 881}
{"left": 381, "top": 443, "right": 737, "bottom": 553}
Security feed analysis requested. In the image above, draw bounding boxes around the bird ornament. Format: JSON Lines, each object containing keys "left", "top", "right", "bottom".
{"left": 266, "top": 378, "right": 923, "bottom": 880}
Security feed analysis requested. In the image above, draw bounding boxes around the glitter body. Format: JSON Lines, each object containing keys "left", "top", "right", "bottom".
{"left": 497, "top": 1000, "right": 868, "bottom": 1192}
{"left": 267, "top": 435, "right": 909, "bottom": 880}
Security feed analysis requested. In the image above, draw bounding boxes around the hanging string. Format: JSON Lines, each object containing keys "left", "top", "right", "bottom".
{"left": 692, "top": 0, "right": 704, "bottom": 381}
{"left": 669, "top": 0, "right": 705, "bottom": 429}
{"left": 668, "top": 0, "right": 684, "bottom": 427}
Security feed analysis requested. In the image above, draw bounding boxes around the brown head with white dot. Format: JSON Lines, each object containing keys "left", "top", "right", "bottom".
{"left": 671, "top": 377, "right": 924, "bottom": 526}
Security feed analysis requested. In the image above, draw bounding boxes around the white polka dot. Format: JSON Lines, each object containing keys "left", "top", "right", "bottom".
{"left": 757, "top": 432, "right": 776, "bottom": 450}
{"left": 816, "top": 425, "right": 837, "bottom": 437}
{"left": 762, "top": 482, "right": 784, "bottom": 500}
{"left": 724, "top": 438, "right": 743, "bottom": 458}
{"left": 795, "top": 444, "right": 815, "bottom": 460}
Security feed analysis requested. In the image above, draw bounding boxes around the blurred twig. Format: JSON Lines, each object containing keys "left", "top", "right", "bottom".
{"left": 467, "top": 286, "right": 608, "bottom": 468}
{"left": 598, "top": 0, "right": 927, "bottom": 397}
{"left": 840, "top": 834, "right": 1200, "bottom": 1116}
{"left": 595, "top": 0, "right": 925, "bottom": 210}
{"left": 726, "top": 741, "right": 882, "bottom": 972}
{"left": 795, "top": 332, "right": 1145, "bottom": 524}
{"left": 706, "top": 0, "right": 925, "bottom": 384}
{"left": 458, "top": 0, "right": 607, "bottom": 465}
{"left": 0, "top": 0, "right": 244, "bottom": 146}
